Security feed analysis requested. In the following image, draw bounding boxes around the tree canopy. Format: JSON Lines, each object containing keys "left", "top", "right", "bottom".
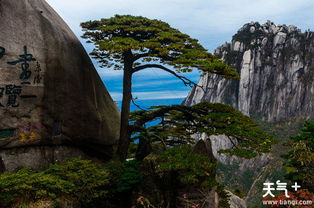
{"left": 81, "top": 15, "right": 238, "bottom": 80}
{"left": 130, "top": 102, "right": 274, "bottom": 159}
{"left": 128, "top": 102, "right": 275, "bottom": 207}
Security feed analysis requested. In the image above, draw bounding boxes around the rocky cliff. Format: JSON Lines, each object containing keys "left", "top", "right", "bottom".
{"left": 184, "top": 21, "right": 314, "bottom": 207}
{"left": 184, "top": 21, "right": 314, "bottom": 122}
{"left": 0, "top": 0, "right": 120, "bottom": 171}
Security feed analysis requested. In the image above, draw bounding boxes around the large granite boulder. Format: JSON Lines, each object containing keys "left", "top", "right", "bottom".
{"left": 0, "top": 0, "right": 120, "bottom": 171}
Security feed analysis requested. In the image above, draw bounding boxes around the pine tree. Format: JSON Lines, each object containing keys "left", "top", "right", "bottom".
{"left": 81, "top": 15, "right": 238, "bottom": 160}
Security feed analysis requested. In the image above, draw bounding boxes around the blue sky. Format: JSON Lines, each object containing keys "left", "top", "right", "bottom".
{"left": 46, "top": 0, "right": 314, "bottom": 102}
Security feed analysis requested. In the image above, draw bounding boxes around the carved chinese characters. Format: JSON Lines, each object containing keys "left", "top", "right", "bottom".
{"left": 0, "top": 85, "right": 22, "bottom": 107}
{"left": 0, "top": 46, "right": 41, "bottom": 108}
{"left": 0, "top": 0, "right": 120, "bottom": 168}
{"left": 8, "top": 46, "right": 36, "bottom": 81}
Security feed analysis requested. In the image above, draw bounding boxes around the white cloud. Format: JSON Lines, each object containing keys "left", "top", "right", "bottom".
{"left": 47, "top": 0, "right": 314, "bottom": 39}
{"left": 97, "top": 68, "right": 123, "bottom": 78}
{"left": 46, "top": 0, "right": 314, "bottom": 79}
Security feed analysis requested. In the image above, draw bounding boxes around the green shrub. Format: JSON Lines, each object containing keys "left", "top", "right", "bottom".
{"left": 0, "top": 159, "right": 110, "bottom": 207}
{"left": 155, "top": 145, "right": 217, "bottom": 187}
{"left": 105, "top": 160, "right": 142, "bottom": 193}
{"left": 283, "top": 121, "right": 314, "bottom": 191}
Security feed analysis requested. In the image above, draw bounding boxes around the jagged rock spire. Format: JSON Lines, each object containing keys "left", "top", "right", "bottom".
{"left": 184, "top": 21, "right": 314, "bottom": 122}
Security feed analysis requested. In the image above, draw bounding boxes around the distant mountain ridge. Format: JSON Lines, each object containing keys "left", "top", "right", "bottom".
{"left": 184, "top": 21, "right": 314, "bottom": 122}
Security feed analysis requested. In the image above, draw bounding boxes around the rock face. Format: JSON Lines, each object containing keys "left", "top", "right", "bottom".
{"left": 0, "top": 0, "right": 120, "bottom": 171}
{"left": 183, "top": 21, "right": 314, "bottom": 207}
{"left": 227, "top": 191, "right": 247, "bottom": 208}
{"left": 184, "top": 21, "right": 314, "bottom": 122}
{"left": 208, "top": 134, "right": 269, "bottom": 170}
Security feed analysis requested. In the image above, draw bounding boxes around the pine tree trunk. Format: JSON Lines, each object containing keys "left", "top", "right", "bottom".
{"left": 117, "top": 62, "right": 133, "bottom": 161}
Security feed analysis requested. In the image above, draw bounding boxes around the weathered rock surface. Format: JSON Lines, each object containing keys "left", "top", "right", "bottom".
{"left": 183, "top": 21, "right": 314, "bottom": 207}
{"left": 207, "top": 134, "right": 269, "bottom": 171}
{"left": 227, "top": 191, "right": 247, "bottom": 208}
{"left": 0, "top": 0, "right": 120, "bottom": 171}
{"left": 184, "top": 21, "right": 314, "bottom": 122}
{"left": 0, "top": 146, "right": 97, "bottom": 172}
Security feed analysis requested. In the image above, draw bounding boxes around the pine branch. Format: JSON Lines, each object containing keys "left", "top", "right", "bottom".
{"left": 133, "top": 64, "right": 205, "bottom": 91}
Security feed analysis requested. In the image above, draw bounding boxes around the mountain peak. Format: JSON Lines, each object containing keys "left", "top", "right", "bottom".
{"left": 186, "top": 21, "right": 314, "bottom": 122}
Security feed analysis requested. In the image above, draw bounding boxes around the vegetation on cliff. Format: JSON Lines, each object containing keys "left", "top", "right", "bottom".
{"left": 0, "top": 101, "right": 275, "bottom": 208}
{"left": 130, "top": 102, "right": 274, "bottom": 160}
{"left": 0, "top": 159, "right": 143, "bottom": 208}
{"left": 283, "top": 121, "right": 314, "bottom": 191}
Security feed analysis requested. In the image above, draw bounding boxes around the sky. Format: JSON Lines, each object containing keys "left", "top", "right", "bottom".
{"left": 46, "top": 0, "right": 314, "bottom": 102}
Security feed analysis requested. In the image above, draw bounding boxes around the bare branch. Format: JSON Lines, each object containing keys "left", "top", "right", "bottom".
{"left": 133, "top": 105, "right": 206, "bottom": 128}
{"left": 131, "top": 95, "right": 147, "bottom": 111}
{"left": 133, "top": 64, "right": 205, "bottom": 91}
{"left": 151, "top": 133, "right": 167, "bottom": 148}
{"left": 227, "top": 136, "right": 237, "bottom": 149}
